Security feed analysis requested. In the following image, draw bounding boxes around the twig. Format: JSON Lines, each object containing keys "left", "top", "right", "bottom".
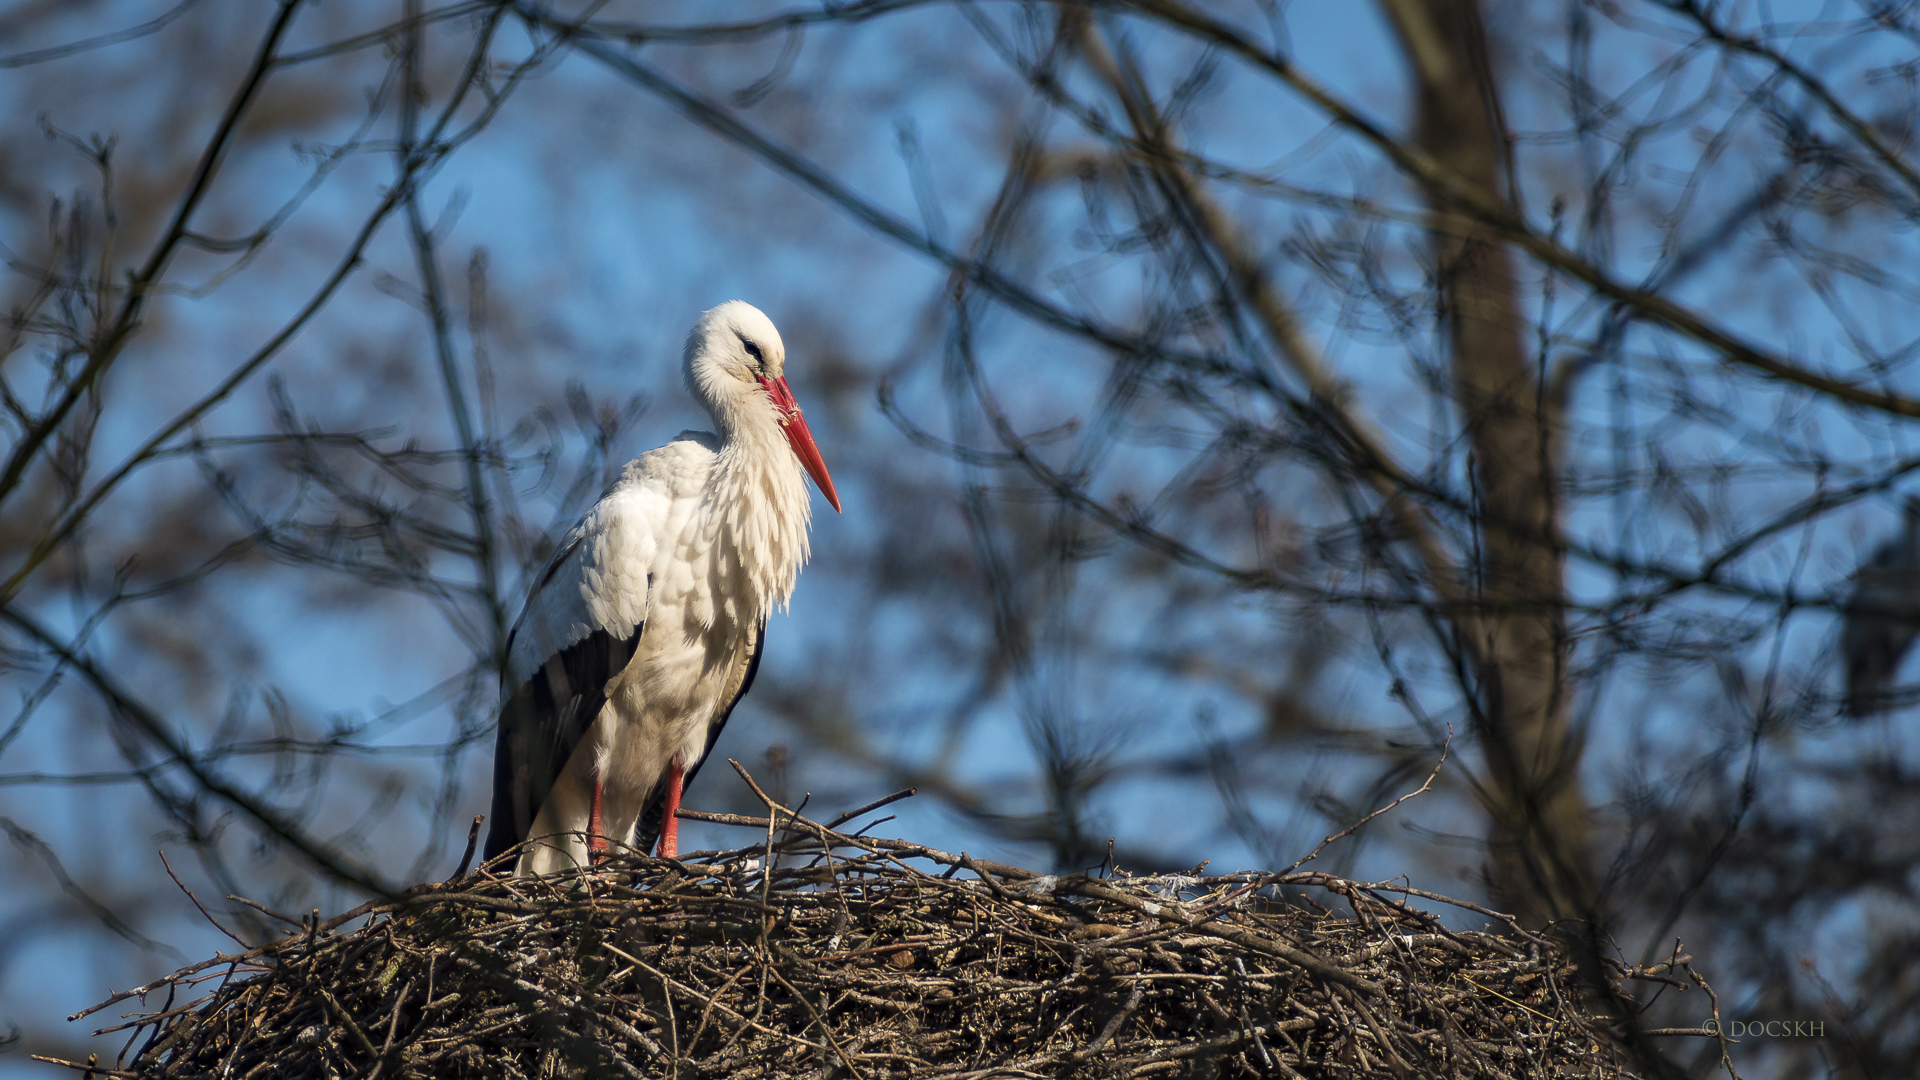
{"left": 28, "top": 1056, "right": 142, "bottom": 1078}
{"left": 319, "top": 987, "right": 381, "bottom": 1060}
{"left": 1682, "top": 951, "right": 1745, "bottom": 1080}
{"left": 1643, "top": 1028, "right": 1721, "bottom": 1037}
{"left": 454, "top": 815, "right": 484, "bottom": 878}
{"left": 824, "top": 787, "right": 917, "bottom": 829}
{"left": 959, "top": 852, "right": 1016, "bottom": 903}
{"left": 225, "top": 895, "right": 303, "bottom": 927}
{"left": 159, "top": 850, "right": 248, "bottom": 950}
{"left": 1074, "top": 983, "right": 1144, "bottom": 1059}
{"left": 1285, "top": 726, "right": 1452, "bottom": 874}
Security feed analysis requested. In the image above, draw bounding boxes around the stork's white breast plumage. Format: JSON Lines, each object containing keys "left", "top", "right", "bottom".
{"left": 484, "top": 301, "right": 840, "bottom": 875}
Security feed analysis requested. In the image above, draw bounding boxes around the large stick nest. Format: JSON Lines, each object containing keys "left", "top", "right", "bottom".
{"left": 49, "top": 798, "right": 1704, "bottom": 1079}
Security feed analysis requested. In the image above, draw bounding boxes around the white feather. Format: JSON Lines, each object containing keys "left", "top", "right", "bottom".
{"left": 500, "top": 301, "right": 823, "bottom": 874}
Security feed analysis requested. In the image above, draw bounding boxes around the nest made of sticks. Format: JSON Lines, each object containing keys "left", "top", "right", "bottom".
{"left": 47, "top": 793, "right": 1684, "bottom": 1080}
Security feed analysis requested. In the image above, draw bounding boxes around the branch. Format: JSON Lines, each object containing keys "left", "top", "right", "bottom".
{"left": 1125, "top": 0, "right": 1920, "bottom": 420}
{"left": 0, "top": 1, "right": 304, "bottom": 506}
{"left": 0, "top": 605, "right": 401, "bottom": 897}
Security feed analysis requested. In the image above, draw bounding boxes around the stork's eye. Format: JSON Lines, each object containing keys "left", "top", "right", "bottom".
{"left": 741, "top": 338, "right": 764, "bottom": 366}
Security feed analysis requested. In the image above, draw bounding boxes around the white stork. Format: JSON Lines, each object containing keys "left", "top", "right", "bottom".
{"left": 483, "top": 301, "right": 840, "bottom": 874}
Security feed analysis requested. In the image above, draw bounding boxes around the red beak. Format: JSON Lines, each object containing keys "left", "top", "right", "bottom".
{"left": 759, "top": 376, "right": 842, "bottom": 512}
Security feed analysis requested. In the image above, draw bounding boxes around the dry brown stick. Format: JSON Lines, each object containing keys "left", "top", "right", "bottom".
{"left": 1283, "top": 726, "right": 1452, "bottom": 874}
{"left": 317, "top": 986, "right": 380, "bottom": 1061}
{"left": 1338, "top": 983, "right": 1416, "bottom": 1080}
{"left": 1643, "top": 1028, "right": 1721, "bottom": 1037}
{"left": 762, "top": 961, "right": 870, "bottom": 1080}
{"left": 593, "top": 1006, "right": 670, "bottom": 1066}
{"left": 28, "top": 1055, "right": 144, "bottom": 1078}
{"left": 1074, "top": 982, "right": 1145, "bottom": 1060}
{"left": 159, "top": 850, "right": 250, "bottom": 950}
{"left": 453, "top": 815, "right": 484, "bottom": 878}
{"left": 359, "top": 975, "right": 412, "bottom": 1080}
{"left": 89, "top": 1002, "right": 199, "bottom": 1039}
{"left": 958, "top": 852, "right": 1017, "bottom": 903}
{"left": 823, "top": 787, "right": 918, "bottom": 829}
{"left": 225, "top": 894, "right": 302, "bottom": 927}
{"left": 685, "top": 958, "right": 755, "bottom": 1053}
{"left": 1682, "top": 950, "right": 1746, "bottom": 1080}
{"left": 70, "top": 946, "right": 269, "bottom": 1022}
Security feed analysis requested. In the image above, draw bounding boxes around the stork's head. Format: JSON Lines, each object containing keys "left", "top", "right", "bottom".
{"left": 684, "top": 301, "right": 841, "bottom": 512}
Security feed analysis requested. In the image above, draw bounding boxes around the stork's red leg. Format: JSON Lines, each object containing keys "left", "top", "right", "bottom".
{"left": 656, "top": 758, "right": 685, "bottom": 859}
{"left": 588, "top": 774, "right": 608, "bottom": 864}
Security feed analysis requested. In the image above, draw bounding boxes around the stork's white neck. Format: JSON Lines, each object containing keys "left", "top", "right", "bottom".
{"left": 699, "top": 401, "right": 813, "bottom": 629}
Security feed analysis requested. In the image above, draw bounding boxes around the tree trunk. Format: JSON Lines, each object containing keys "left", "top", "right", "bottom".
{"left": 1380, "top": 0, "right": 1594, "bottom": 932}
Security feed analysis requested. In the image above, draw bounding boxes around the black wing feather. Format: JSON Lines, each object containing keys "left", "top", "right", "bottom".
{"left": 1843, "top": 498, "right": 1920, "bottom": 715}
{"left": 483, "top": 624, "right": 640, "bottom": 862}
{"left": 633, "top": 618, "right": 765, "bottom": 856}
